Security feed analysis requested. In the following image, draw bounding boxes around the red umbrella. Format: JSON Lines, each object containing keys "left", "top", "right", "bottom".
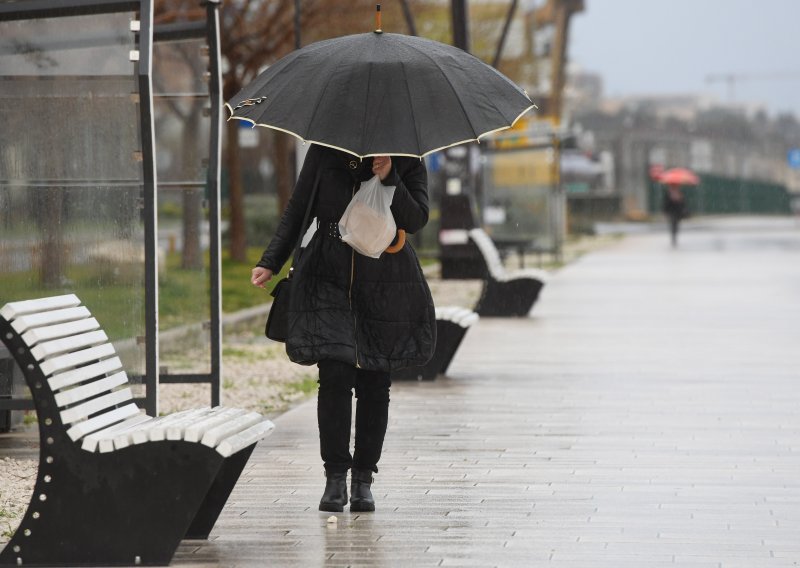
{"left": 659, "top": 167, "right": 699, "bottom": 185}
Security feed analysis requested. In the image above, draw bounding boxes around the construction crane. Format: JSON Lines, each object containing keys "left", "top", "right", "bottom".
{"left": 706, "top": 71, "right": 800, "bottom": 103}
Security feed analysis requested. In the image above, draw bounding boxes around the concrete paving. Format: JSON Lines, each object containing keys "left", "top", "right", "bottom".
{"left": 176, "top": 217, "right": 800, "bottom": 567}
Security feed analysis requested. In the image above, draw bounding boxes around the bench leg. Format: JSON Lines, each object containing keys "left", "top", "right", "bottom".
{"left": 475, "top": 278, "right": 544, "bottom": 317}
{"left": 0, "top": 442, "right": 224, "bottom": 567}
{"left": 184, "top": 443, "right": 255, "bottom": 539}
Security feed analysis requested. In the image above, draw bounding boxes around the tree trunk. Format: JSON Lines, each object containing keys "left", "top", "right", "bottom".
{"left": 226, "top": 119, "right": 247, "bottom": 262}
{"left": 39, "top": 187, "right": 65, "bottom": 288}
{"left": 181, "top": 106, "right": 203, "bottom": 270}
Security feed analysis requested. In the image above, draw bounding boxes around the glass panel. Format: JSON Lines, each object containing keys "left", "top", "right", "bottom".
{"left": 481, "top": 148, "right": 564, "bottom": 252}
{"left": 0, "top": 12, "right": 146, "bottom": 378}
{"left": 153, "top": 36, "right": 212, "bottom": 375}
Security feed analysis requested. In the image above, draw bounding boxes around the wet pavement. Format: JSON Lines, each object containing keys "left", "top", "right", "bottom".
{"left": 170, "top": 216, "right": 800, "bottom": 567}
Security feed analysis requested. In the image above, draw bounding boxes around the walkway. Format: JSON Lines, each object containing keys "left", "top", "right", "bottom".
{"left": 177, "top": 217, "right": 800, "bottom": 567}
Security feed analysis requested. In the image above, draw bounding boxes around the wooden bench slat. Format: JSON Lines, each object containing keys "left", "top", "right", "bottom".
{"left": 40, "top": 343, "right": 117, "bottom": 376}
{"left": 66, "top": 402, "right": 140, "bottom": 441}
{"left": 0, "top": 294, "right": 80, "bottom": 320}
{"left": 216, "top": 419, "right": 275, "bottom": 458}
{"left": 166, "top": 406, "right": 234, "bottom": 441}
{"left": 54, "top": 371, "right": 129, "bottom": 407}
{"left": 201, "top": 412, "right": 264, "bottom": 448}
{"left": 183, "top": 407, "right": 249, "bottom": 443}
{"left": 60, "top": 387, "right": 133, "bottom": 424}
{"left": 469, "top": 228, "right": 506, "bottom": 280}
{"left": 510, "top": 267, "right": 549, "bottom": 282}
{"left": 31, "top": 330, "right": 109, "bottom": 361}
{"left": 49, "top": 356, "right": 123, "bottom": 391}
{"left": 10, "top": 306, "right": 92, "bottom": 334}
{"left": 98, "top": 414, "right": 154, "bottom": 453}
{"left": 458, "top": 312, "right": 480, "bottom": 327}
{"left": 21, "top": 317, "right": 101, "bottom": 347}
{"left": 125, "top": 408, "right": 203, "bottom": 446}
{"left": 81, "top": 412, "right": 151, "bottom": 452}
{"left": 146, "top": 407, "right": 214, "bottom": 442}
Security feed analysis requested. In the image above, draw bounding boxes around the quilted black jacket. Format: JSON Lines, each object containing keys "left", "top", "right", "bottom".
{"left": 257, "top": 145, "right": 436, "bottom": 371}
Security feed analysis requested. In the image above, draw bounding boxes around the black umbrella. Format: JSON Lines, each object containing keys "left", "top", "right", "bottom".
{"left": 226, "top": 30, "right": 535, "bottom": 158}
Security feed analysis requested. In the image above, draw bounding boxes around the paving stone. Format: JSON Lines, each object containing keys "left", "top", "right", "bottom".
{"left": 169, "top": 221, "right": 800, "bottom": 567}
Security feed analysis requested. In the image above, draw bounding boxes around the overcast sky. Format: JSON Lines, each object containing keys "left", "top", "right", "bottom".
{"left": 569, "top": 0, "right": 800, "bottom": 117}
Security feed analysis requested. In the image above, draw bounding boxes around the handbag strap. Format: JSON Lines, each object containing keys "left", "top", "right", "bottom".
{"left": 290, "top": 163, "right": 322, "bottom": 269}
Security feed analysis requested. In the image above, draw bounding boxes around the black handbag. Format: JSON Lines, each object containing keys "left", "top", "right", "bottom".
{"left": 264, "top": 167, "right": 321, "bottom": 342}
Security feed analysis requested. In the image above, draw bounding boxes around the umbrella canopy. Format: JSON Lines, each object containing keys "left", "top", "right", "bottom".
{"left": 226, "top": 32, "right": 535, "bottom": 158}
{"left": 659, "top": 167, "right": 700, "bottom": 185}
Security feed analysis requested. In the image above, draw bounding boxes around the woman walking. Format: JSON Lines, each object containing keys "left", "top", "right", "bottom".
{"left": 251, "top": 145, "right": 436, "bottom": 512}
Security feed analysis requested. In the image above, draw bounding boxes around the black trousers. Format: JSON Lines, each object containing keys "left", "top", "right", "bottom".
{"left": 317, "top": 359, "right": 391, "bottom": 474}
{"left": 668, "top": 213, "right": 681, "bottom": 246}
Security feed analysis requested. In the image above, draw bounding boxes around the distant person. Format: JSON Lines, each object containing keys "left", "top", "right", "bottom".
{"left": 662, "top": 184, "right": 688, "bottom": 247}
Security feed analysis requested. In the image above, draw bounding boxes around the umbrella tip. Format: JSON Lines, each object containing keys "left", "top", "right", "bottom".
{"left": 374, "top": 3, "right": 382, "bottom": 34}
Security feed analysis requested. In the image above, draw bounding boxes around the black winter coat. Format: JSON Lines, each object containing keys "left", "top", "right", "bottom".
{"left": 257, "top": 146, "right": 436, "bottom": 372}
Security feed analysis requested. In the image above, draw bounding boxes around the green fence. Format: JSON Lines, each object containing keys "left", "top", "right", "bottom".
{"left": 648, "top": 174, "right": 792, "bottom": 215}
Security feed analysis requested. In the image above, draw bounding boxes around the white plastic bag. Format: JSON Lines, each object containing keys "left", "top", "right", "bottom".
{"left": 338, "top": 175, "right": 396, "bottom": 258}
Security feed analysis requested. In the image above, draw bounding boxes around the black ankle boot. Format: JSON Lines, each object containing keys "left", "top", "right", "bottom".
{"left": 350, "top": 469, "right": 375, "bottom": 512}
{"left": 319, "top": 471, "right": 348, "bottom": 512}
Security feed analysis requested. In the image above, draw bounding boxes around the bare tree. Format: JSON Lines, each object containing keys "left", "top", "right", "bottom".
{"left": 155, "top": 0, "right": 429, "bottom": 262}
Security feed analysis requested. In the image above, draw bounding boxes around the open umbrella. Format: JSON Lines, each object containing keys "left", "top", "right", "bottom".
{"left": 226, "top": 24, "right": 535, "bottom": 158}
{"left": 659, "top": 167, "right": 700, "bottom": 185}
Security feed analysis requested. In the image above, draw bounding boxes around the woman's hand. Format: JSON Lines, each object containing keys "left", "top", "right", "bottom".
{"left": 372, "top": 155, "right": 392, "bottom": 181}
{"left": 251, "top": 267, "right": 273, "bottom": 289}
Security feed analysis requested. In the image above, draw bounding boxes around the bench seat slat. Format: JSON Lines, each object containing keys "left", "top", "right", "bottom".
{"left": 98, "top": 414, "right": 154, "bottom": 453}
{"left": 11, "top": 306, "right": 91, "bottom": 334}
{"left": 49, "top": 357, "right": 123, "bottom": 391}
{"left": 458, "top": 313, "right": 480, "bottom": 327}
{"left": 60, "top": 387, "right": 133, "bottom": 424}
{"left": 503, "top": 267, "right": 549, "bottom": 282}
{"left": 0, "top": 294, "right": 80, "bottom": 320}
{"left": 40, "top": 343, "right": 117, "bottom": 376}
{"left": 166, "top": 406, "right": 233, "bottom": 441}
{"left": 81, "top": 412, "right": 151, "bottom": 452}
{"left": 202, "top": 412, "right": 263, "bottom": 448}
{"left": 216, "top": 419, "right": 275, "bottom": 458}
{"left": 66, "top": 402, "right": 140, "bottom": 441}
{"left": 141, "top": 407, "right": 213, "bottom": 443}
{"left": 183, "top": 407, "right": 248, "bottom": 443}
{"left": 32, "top": 330, "right": 109, "bottom": 361}
{"left": 151, "top": 407, "right": 219, "bottom": 442}
{"left": 22, "top": 317, "right": 101, "bottom": 347}
{"left": 123, "top": 408, "right": 202, "bottom": 447}
{"left": 55, "top": 371, "right": 129, "bottom": 407}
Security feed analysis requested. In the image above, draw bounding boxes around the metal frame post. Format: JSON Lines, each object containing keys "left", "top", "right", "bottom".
{"left": 206, "top": 0, "right": 223, "bottom": 407}
{"left": 137, "top": 0, "right": 159, "bottom": 416}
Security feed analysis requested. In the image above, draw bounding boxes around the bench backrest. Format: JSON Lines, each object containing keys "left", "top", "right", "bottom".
{"left": 1, "top": 294, "right": 140, "bottom": 443}
{"left": 468, "top": 228, "right": 506, "bottom": 280}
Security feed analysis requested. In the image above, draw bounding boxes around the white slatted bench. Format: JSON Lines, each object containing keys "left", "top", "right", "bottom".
{"left": 468, "top": 228, "right": 549, "bottom": 317}
{"left": 392, "top": 306, "right": 479, "bottom": 381}
{"left": 0, "top": 294, "right": 275, "bottom": 567}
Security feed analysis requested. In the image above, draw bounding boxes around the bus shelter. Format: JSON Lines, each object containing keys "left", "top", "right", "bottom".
{"left": 0, "top": 0, "right": 223, "bottom": 426}
{"left": 480, "top": 134, "right": 566, "bottom": 265}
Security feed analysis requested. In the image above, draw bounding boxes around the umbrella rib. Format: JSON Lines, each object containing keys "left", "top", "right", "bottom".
{"left": 402, "top": 42, "right": 479, "bottom": 139}
{"left": 361, "top": 61, "right": 373, "bottom": 157}
{"left": 304, "top": 46, "right": 355, "bottom": 144}
{"left": 399, "top": 61, "right": 423, "bottom": 156}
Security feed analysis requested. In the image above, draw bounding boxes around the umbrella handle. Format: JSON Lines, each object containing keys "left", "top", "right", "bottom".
{"left": 385, "top": 229, "right": 405, "bottom": 254}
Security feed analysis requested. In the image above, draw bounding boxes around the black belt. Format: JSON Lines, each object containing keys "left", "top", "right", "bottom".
{"left": 321, "top": 220, "right": 342, "bottom": 240}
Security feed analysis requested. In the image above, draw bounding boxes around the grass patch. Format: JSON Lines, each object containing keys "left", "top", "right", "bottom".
{"left": 0, "top": 508, "right": 16, "bottom": 539}
{"left": 221, "top": 247, "right": 290, "bottom": 313}
{"left": 284, "top": 375, "right": 318, "bottom": 397}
